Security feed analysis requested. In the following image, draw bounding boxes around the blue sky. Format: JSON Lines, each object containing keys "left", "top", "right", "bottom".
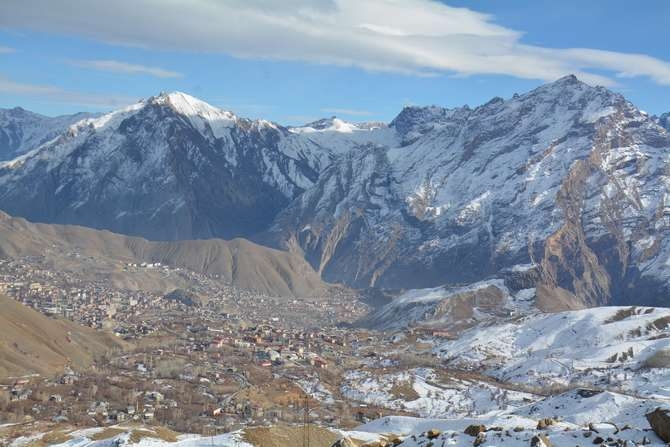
{"left": 0, "top": 0, "right": 668, "bottom": 125}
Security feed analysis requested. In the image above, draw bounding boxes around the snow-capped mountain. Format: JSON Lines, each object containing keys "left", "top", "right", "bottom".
{"left": 271, "top": 75, "right": 670, "bottom": 307}
{"left": 0, "top": 107, "right": 91, "bottom": 160}
{"left": 1, "top": 77, "right": 670, "bottom": 307}
{"left": 0, "top": 92, "right": 332, "bottom": 240}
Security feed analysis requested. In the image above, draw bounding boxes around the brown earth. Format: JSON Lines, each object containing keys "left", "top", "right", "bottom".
{"left": 0, "top": 211, "right": 327, "bottom": 297}
{"left": 0, "top": 294, "right": 122, "bottom": 376}
{"left": 243, "top": 424, "right": 339, "bottom": 447}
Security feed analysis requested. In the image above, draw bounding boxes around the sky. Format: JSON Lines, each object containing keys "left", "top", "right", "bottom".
{"left": 0, "top": 0, "right": 669, "bottom": 125}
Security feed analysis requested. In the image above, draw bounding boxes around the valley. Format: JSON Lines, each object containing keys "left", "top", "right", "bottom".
{"left": 0, "top": 76, "right": 669, "bottom": 446}
{"left": 0, "top": 217, "right": 668, "bottom": 446}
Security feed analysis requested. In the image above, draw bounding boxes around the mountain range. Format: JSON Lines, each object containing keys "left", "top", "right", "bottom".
{"left": 1, "top": 75, "right": 670, "bottom": 309}
{"left": 0, "top": 106, "right": 92, "bottom": 161}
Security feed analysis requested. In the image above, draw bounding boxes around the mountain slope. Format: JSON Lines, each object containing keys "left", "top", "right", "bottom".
{"left": 0, "top": 93, "right": 327, "bottom": 240}
{"left": 437, "top": 305, "right": 670, "bottom": 397}
{"left": 657, "top": 111, "right": 670, "bottom": 131}
{"left": 0, "top": 294, "right": 121, "bottom": 376}
{"left": 271, "top": 75, "right": 670, "bottom": 307}
{"left": 0, "top": 212, "right": 327, "bottom": 297}
{"left": 0, "top": 107, "right": 91, "bottom": 160}
{"left": 2, "top": 79, "right": 670, "bottom": 308}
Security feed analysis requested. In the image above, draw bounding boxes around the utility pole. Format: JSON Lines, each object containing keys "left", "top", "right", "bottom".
{"left": 303, "top": 394, "right": 310, "bottom": 447}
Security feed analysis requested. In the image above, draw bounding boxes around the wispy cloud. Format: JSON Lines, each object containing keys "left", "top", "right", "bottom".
{"left": 0, "top": 46, "right": 15, "bottom": 53}
{"left": 0, "top": 0, "right": 669, "bottom": 86}
{"left": 69, "top": 59, "right": 183, "bottom": 78}
{"left": 321, "top": 107, "right": 372, "bottom": 117}
{"left": 0, "top": 75, "right": 135, "bottom": 109}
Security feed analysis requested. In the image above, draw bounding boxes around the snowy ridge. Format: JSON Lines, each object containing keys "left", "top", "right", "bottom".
{"left": 340, "top": 367, "right": 538, "bottom": 419}
{"left": 2, "top": 77, "right": 670, "bottom": 305}
{"left": 437, "top": 306, "right": 670, "bottom": 397}
{"left": 0, "top": 107, "right": 93, "bottom": 161}
{"left": 0, "top": 91, "right": 327, "bottom": 240}
{"left": 149, "top": 91, "right": 241, "bottom": 139}
{"left": 362, "top": 276, "right": 540, "bottom": 331}
{"left": 289, "top": 117, "right": 371, "bottom": 134}
{"left": 9, "top": 426, "right": 251, "bottom": 447}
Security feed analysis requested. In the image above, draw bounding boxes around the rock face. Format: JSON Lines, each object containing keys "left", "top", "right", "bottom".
{"left": 646, "top": 407, "right": 670, "bottom": 442}
{"left": 272, "top": 75, "right": 670, "bottom": 306}
{"left": 657, "top": 112, "right": 670, "bottom": 132}
{"left": 0, "top": 107, "right": 91, "bottom": 160}
{"left": 2, "top": 78, "right": 670, "bottom": 306}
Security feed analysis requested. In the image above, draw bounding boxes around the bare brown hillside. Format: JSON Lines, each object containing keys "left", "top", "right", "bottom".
{"left": 0, "top": 212, "right": 327, "bottom": 297}
{"left": 0, "top": 295, "right": 121, "bottom": 377}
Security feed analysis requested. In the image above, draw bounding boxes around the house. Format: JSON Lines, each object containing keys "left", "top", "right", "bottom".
{"left": 146, "top": 391, "right": 165, "bottom": 403}
{"left": 432, "top": 330, "right": 456, "bottom": 340}
{"left": 310, "top": 356, "right": 328, "bottom": 368}
{"left": 60, "top": 374, "right": 77, "bottom": 385}
{"left": 88, "top": 401, "right": 109, "bottom": 417}
{"left": 10, "top": 390, "right": 31, "bottom": 402}
{"left": 265, "top": 408, "right": 283, "bottom": 420}
{"left": 12, "top": 379, "right": 30, "bottom": 392}
{"left": 266, "top": 349, "right": 281, "bottom": 362}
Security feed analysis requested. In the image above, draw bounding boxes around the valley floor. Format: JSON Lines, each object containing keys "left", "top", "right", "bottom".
{"left": 0, "top": 257, "right": 669, "bottom": 447}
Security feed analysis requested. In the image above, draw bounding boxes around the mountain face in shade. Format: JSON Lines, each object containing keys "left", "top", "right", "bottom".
{"left": 2, "top": 77, "right": 670, "bottom": 307}
{"left": 0, "top": 107, "right": 91, "bottom": 161}
{"left": 0, "top": 92, "right": 328, "bottom": 240}
{"left": 657, "top": 112, "right": 670, "bottom": 131}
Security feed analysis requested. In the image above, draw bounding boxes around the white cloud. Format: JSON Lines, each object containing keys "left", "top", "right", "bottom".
{"left": 69, "top": 59, "right": 183, "bottom": 78}
{"left": 1, "top": 0, "right": 669, "bottom": 86}
{"left": 0, "top": 75, "right": 136, "bottom": 109}
{"left": 321, "top": 107, "right": 372, "bottom": 116}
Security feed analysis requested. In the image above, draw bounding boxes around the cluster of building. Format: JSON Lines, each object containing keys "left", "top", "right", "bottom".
{"left": 0, "top": 254, "right": 396, "bottom": 433}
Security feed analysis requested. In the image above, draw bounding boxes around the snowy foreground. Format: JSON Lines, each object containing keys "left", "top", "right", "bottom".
{"left": 437, "top": 306, "right": 670, "bottom": 398}
{"left": 9, "top": 427, "right": 253, "bottom": 447}
{"left": 11, "top": 305, "right": 670, "bottom": 446}
{"left": 11, "top": 391, "right": 669, "bottom": 447}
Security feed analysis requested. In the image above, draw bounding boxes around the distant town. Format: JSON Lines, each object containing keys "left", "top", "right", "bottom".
{"left": 0, "top": 255, "right": 427, "bottom": 434}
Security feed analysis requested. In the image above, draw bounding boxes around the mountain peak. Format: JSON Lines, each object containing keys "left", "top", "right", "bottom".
{"left": 147, "top": 91, "right": 237, "bottom": 121}
{"left": 657, "top": 112, "right": 670, "bottom": 131}
{"left": 555, "top": 73, "right": 581, "bottom": 84}
{"left": 535, "top": 74, "right": 603, "bottom": 96}
{"left": 289, "top": 116, "right": 381, "bottom": 134}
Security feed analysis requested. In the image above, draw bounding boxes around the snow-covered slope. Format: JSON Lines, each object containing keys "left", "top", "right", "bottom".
{"left": 0, "top": 107, "right": 91, "bottom": 160}
{"left": 340, "top": 367, "right": 538, "bottom": 419}
{"left": 14, "top": 389, "right": 669, "bottom": 447}
{"left": 0, "top": 93, "right": 326, "bottom": 240}
{"left": 7, "top": 425, "right": 251, "bottom": 447}
{"left": 353, "top": 393, "right": 668, "bottom": 447}
{"left": 361, "top": 278, "right": 537, "bottom": 331}
{"left": 271, "top": 75, "right": 670, "bottom": 307}
{"left": 437, "top": 306, "right": 670, "bottom": 398}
